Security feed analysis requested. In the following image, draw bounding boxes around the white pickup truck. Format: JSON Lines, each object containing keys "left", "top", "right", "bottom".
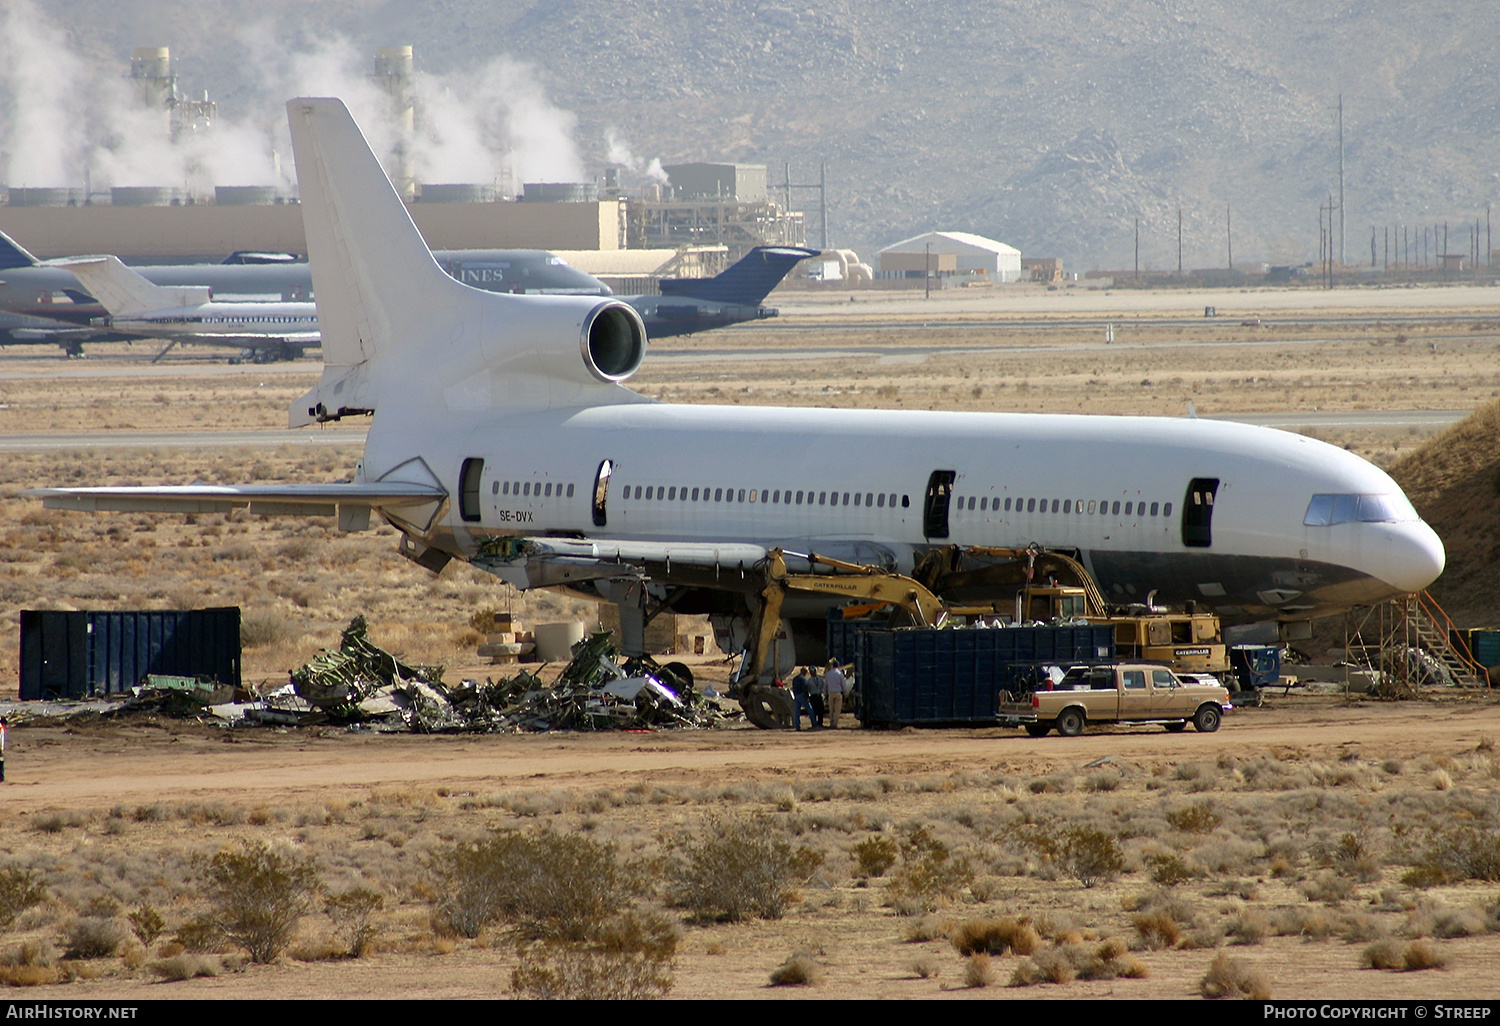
{"left": 998, "top": 663, "right": 1232, "bottom": 737}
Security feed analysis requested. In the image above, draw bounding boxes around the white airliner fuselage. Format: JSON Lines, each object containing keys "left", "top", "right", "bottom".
{"left": 28, "top": 98, "right": 1446, "bottom": 668}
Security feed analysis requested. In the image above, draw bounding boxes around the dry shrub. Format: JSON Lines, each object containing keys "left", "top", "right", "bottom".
{"left": 324, "top": 887, "right": 384, "bottom": 956}
{"left": 851, "top": 835, "right": 898, "bottom": 878}
{"left": 127, "top": 904, "right": 166, "bottom": 946}
{"left": 0, "top": 866, "right": 47, "bottom": 929}
{"left": 950, "top": 917, "right": 1040, "bottom": 956}
{"left": 1165, "top": 801, "right": 1221, "bottom": 834}
{"left": 1059, "top": 826, "right": 1124, "bottom": 888}
{"left": 240, "top": 608, "right": 298, "bottom": 648}
{"left": 963, "top": 952, "right": 997, "bottom": 988}
{"left": 1399, "top": 941, "right": 1447, "bottom": 971}
{"left": 1199, "top": 952, "right": 1271, "bottom": 999}
{"left": 1406, "top": 827, "right": 1500, "bottom": 885}
{"left": 430, "top": 830, "right": 631, "bottom": 939}
{"left": 889, "top": 825, "right": 974, "bottom": 913}
{"left": 768, "top": 950, "right": 823, "bottom": 987}
{"left": 1133, "top": 910, "right": 1182, "bottom": 950}
{"left": 669, "top": 816, "right": 823, "bottom": 922}
{"left": 1146, "top": 853, "right": 1195, "bottom": 886}
{"left": 910, "top": 955, "right": 940, "bottom": 979}
{"left": 199, "top": 842, "right": 319, "bottom": 964}
{"left": 62, "top": 917, "right": 131, "bottom": 959}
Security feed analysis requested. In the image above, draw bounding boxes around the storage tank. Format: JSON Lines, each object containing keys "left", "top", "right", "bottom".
{"left": 111, "top": 186, "right": 184, "bottom": 207}
{"left": 418, "top": 183, "right": 496, "bottom": 204}
{"left": 522, "top": 182, "right": 599, "bottom": 203}
{"left": 7, "top": 187, "right": 83, "bottom": 207}
{"left": 214, "top": 185, "right": 279, "bottom": 206}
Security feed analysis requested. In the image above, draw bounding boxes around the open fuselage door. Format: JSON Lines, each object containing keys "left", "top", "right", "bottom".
{"left": 923, "top": 470, "right": 956, "bottom": 540}
{"left": 1182, "top": 477, "right": 1219, "bottom": 548}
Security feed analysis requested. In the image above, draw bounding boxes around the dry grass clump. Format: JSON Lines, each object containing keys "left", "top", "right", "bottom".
{"left": 1199, "top": 952, "right": 1271, "bottom": 999}
{"left": 148, "top": 953, "right": 220, "bottom": 981}
{"left": 1225, "top": 909, "right": 1270, "bottom": 946}
{"left": 768, "top": 950, "right": 823, "bottom": 987}
{"left": 1009, "top": 939, "right": 1149, "bottom": 988}
{"left": 964, "top": 952, "right": 997, "bottom": 988}
{"left": 324, "top": 887, "right": 385, "bottom": 957}
{"left": 509, "top": 910, "right": 679, "bottom": 1000}
{"left": 1132, "top": 910, "right": 1183, "bottom": 950}
{"left": 1362, "top": 939, "right": 1448, "bottom": 972}
{"left": 909, "top": 955, "right": 940, "bottom": 979}
{"left": 949, "top": 916, "right": 1040, "bottom": 957}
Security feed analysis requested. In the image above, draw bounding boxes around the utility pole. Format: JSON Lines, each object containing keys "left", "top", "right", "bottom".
{"left": 1226, "top": 204, "right": 1232, "bottom": 270}
{"left": 1134, "top": 217, "right": 1140, "bottom": 278}
{"left": 924, "top": 242, "right": 931, "bottom": 300}
{"left": 1177, "top": 207, "right": 1183, "bottom": 275}
{"left": 1337, "top": 94, "right": 1346, "bottom": 265}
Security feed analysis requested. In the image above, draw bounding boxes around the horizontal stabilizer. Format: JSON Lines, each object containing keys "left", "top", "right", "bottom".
{"left": 25, "top": 482, "right": 443, "bottom": 517}
{"left": 48, "top": 256, "right": 210, "bottom": 315}
{"left": 658, "top": 246, "right": 819, "bottom": 305}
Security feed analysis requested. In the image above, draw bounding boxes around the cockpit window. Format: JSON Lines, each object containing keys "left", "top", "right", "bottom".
{"left": 1303, "top": 493, "right": 1416, "bottom": 526}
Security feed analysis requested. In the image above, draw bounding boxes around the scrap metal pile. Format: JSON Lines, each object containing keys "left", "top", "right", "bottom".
{"left": 280, "top": 617, "right": 736, "bottom": 733}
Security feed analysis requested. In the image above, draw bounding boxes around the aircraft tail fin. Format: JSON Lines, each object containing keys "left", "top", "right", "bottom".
{"left": 48, "top": 256, "right": 210, "bottom": 316}
{"left": 285, "top": 97, "right": 648, "bottom": 427}
{"left": 0, "top": 229, "right": 41, "bottom": 271}
{"left": 287, "top": 98, "right": 471, "bottom": 424}
{"left": 658, "top": 246, "right": 819, "bottom": 305}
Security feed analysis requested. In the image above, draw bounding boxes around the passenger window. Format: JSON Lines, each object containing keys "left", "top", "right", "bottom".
{"left": 1005, "top": 498, "right": 1012, "bottom": 511}
{"left": 1051, "top": 499, "right": 1059, "bottom": 513}
{"left": 714, "top": 488, "right": 723, "bottom": 501}
{"left": 1151, "top": 502, "right": 1159, "bottom": 516}
{"left": 1111, "top": 501, "right": 1120, "bottom": 515}
{"left": 492, "top": 481, "right": 499, "bottom": 495}
{"left": 545, "top": 483, "right": 553, "bottom": 497}
{"left": 1063, "top": 499, "right": 1071, "bottom": 513}
{"left": 1152, "top": 670, "right": 1176, "bottom": 689}
{"left": 1123, "top": 671, "right": 1146, "bottom": 690}
{"left": 567, "top": 484, "right": 575, "bottom": 498}
{"left": 737, "top": 489, "right": 746, "bottom": 502}
{"left": 1087, "top": 500, "right": 1096, "bottom": 514}
{"left": 1124, "top": 502, "right": 1132, "bottom": 515}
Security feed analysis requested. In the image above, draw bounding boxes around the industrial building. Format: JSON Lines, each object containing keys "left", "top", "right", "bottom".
{"left": 877, "top": 231, "right": 1023, "bottom": 284}
{"left": 0, "top": 45, "right": 808, "bottom": 288}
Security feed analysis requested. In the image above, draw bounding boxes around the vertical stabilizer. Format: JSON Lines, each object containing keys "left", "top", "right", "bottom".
{"left": 286, "top": 98, "right": 470, "bottom": 425}
{"left": 0, "top": 229, "right": 40, "bottom": 271}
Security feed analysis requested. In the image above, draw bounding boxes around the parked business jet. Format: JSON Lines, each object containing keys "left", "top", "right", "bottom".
{"left": 26, "top": 99, "right": 1446, "bottom": 669}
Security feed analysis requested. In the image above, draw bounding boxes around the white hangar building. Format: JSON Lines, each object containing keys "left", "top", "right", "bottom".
{"left": 877, "top": 230, "right": 1023, "bottom": 283}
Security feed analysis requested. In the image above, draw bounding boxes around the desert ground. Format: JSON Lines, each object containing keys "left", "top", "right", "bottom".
{"left": 1, "top": 281, "right": 1499, "bottom": 1001}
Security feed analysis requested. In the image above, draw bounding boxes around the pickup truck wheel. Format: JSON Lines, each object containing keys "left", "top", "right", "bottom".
{"left": 1055, "top": 708, "right": 1085, "bottom": 737}
{"left": 1024, "top": 723, "right": 1051, "bottom": 738}
{"left": 1164, "top": 721, "right": 1188, "bottom": 733}
{"left": 1192, "top": 704, "right": 1222, "bottom": 733}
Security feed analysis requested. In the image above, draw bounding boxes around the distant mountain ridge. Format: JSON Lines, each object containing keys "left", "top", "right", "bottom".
{"left": 20, "top": 0, "right": 1500, "bottom": 270}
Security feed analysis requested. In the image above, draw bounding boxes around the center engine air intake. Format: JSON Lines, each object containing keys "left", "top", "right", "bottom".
{"left": 581, "top": 301, "right": 647, "bottom": 382}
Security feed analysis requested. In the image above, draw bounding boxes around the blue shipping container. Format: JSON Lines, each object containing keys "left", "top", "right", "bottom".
{"left": 19, "top": 608, "right": 242, "bottom": 700}
{"left": 854, "top": 624, "right": 1114, "bottom": 726}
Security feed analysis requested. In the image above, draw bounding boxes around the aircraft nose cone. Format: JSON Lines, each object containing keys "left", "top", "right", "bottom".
{"left": 1381, "top": 521, "right": 1446, "bottom": 594}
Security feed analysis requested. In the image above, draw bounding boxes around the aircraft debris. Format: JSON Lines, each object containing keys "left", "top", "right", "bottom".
{"left": 282, "top": 618, "right": 734, "bottom": 733}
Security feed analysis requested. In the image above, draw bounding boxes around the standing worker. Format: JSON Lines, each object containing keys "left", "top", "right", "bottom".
{"left": 790, "top": 667, "right": 816, "bottom": 731}
{"left": 824, "top": 660, "right": 848, "bottom": 729}
{"left": 1, "top": 716, "right": 7, "bottom": 783}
